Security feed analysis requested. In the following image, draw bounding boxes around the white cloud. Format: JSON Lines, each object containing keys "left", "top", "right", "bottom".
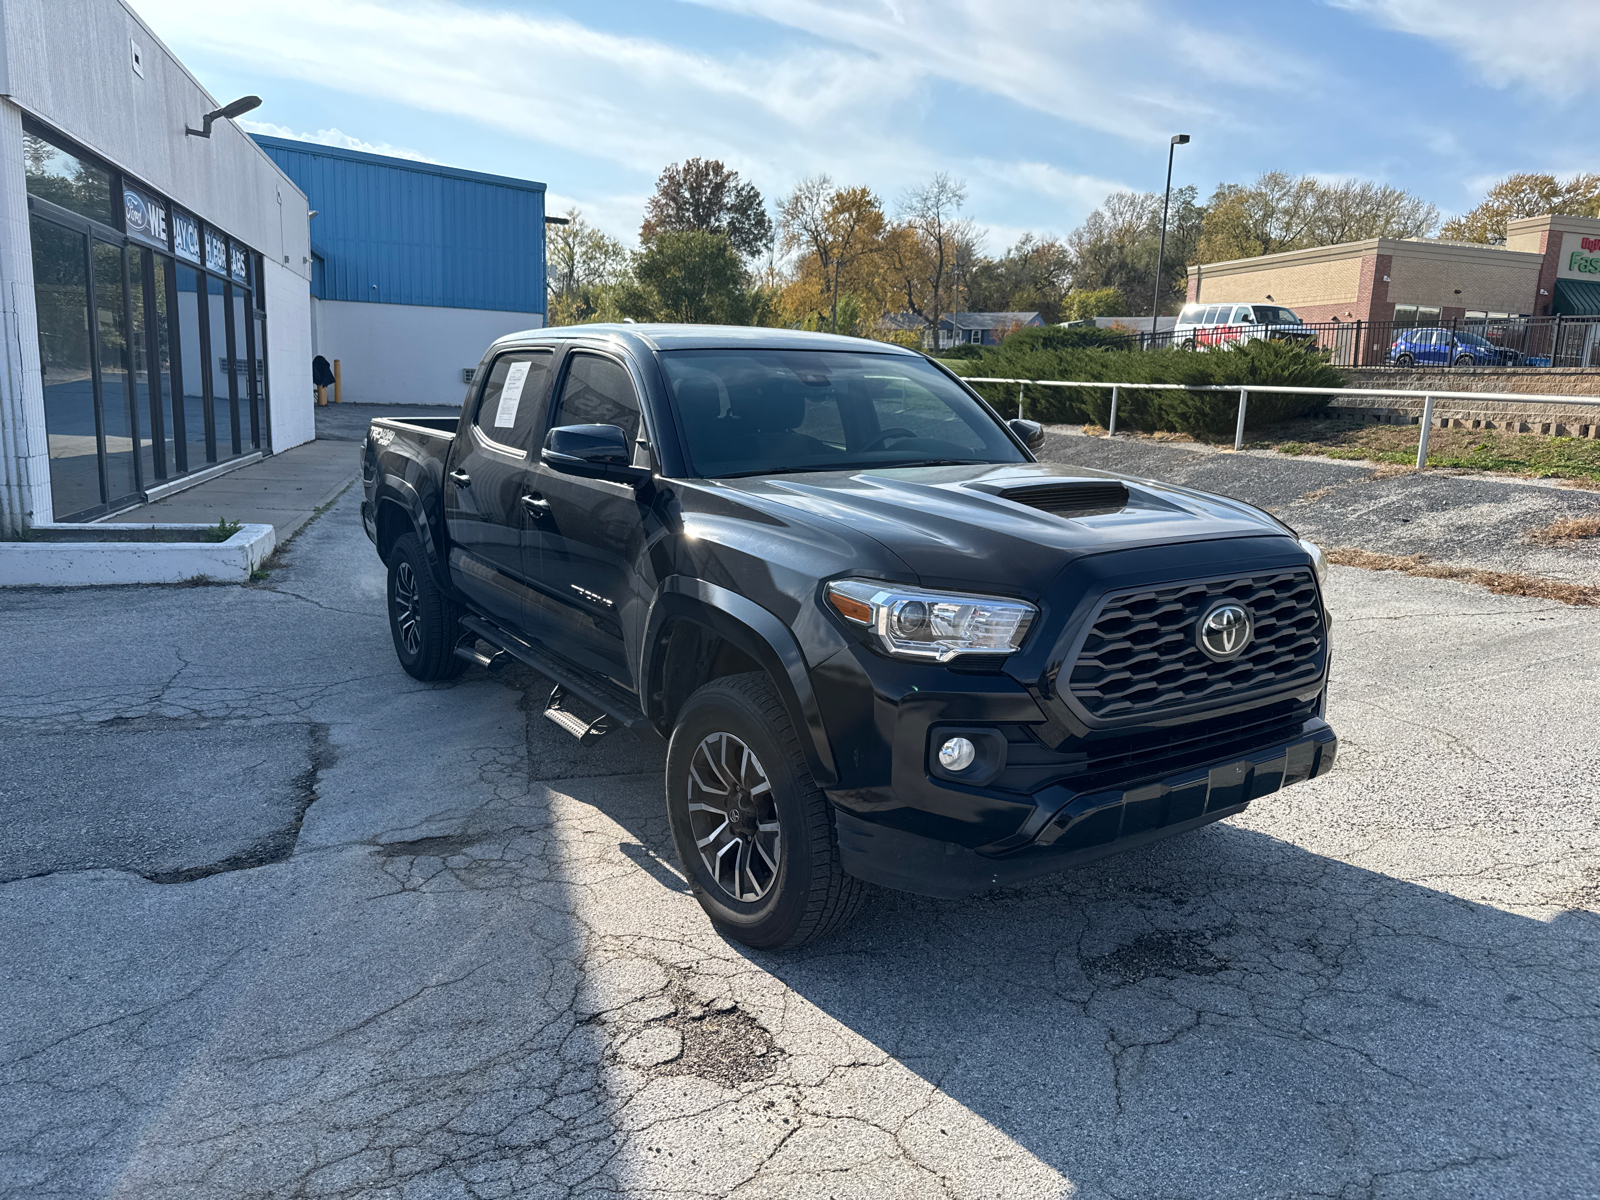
{"left": 238, "top": 120, "right": 439, "bottom": 163}
{"left": 1331, "top": 0, "right": 1600, "bottom": 98}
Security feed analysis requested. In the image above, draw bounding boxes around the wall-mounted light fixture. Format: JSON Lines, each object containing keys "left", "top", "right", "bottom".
{"left": 1454, "top": 289, "right": 1462, "bottom": 295}
{"left": 544, "top": 216, "right": 571, "bottom": 226}
{"left": 186, "top": 95, "right": 261, "bottom": 138}
{"left": 1540, "top": 288, "right": 1550, "bottom": 295}
{"left": 1382, "top": 275, "right": 1391, "bottom": 282}
{"left": 1264, "top": 294, "right": 1274, "bottom": 301}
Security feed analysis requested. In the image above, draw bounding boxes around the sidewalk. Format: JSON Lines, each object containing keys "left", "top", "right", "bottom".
{"left": 104, "top": 403, "right": 460, "bottom": 540}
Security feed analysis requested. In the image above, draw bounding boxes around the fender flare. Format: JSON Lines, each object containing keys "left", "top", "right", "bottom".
{"left": 372, "top": 477, "right": 452, "bottom": 595}
{"left": 641, "top": 579, "right": 838, "bottom": 788}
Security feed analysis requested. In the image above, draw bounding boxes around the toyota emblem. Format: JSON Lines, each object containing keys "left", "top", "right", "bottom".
{"left": 1196, "top": 602, "right": 1254, "bottom": 661}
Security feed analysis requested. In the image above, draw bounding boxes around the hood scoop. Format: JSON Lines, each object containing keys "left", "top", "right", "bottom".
{"left": 998, "top": 480, "right": 1129, "bottom": 517}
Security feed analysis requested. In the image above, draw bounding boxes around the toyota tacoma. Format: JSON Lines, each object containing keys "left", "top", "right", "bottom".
{"left": 361, "top": 326, "right": 1336, "bottom": 948}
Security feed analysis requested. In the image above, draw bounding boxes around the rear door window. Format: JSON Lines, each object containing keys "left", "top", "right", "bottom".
{"left": 473, "top": 350, "right": 555, "bottom": 450}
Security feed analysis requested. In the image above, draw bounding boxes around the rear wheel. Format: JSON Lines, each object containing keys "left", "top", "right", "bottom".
{"left": 387, "top": 532, "right": 466, "bottom": 681}
{"left": 666, "top": 673, "right": 865, "bottom": 949}
{"left": 1394, "top": 353, "right": 1415, "bottom": 367}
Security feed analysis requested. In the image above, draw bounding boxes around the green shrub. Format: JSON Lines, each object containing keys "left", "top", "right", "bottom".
{"left": 949, "top": 338, "right": 1344, "bottom": 436}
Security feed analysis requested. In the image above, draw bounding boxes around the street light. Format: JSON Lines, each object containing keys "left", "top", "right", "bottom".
{"left": 186, "top": 95, "right": 262, "bottom": 138}
{"left": 1150, "top": 133, "right": 1190, "bottom": 341}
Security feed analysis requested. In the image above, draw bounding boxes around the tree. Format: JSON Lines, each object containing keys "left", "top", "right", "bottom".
{"left": 640, "top": 158, "right": 773, "bottom": 259}
{"left": 885, "top": 173, "right": 977, "bottom": 335}
{"left": 1440, "top": 173, "right": 1600, "bottom": 244}
{"left": 1196, "top": 173, "right": 1437, "bottom": 262}
{"left": 1059, "top": 287, "right": 1126, "bottom": 322}
{"left": 1068, "top": 186, "right": 1202, "bottom": 316}
{"left": 546, "top": 208, "right": 630, "bottom": 326}
{"left": 776, "top": 176, "right": 888, "bottom": 332}
{"left": 622, "top": 230, "right": 765, "bottom": 325}
{"left": 965, "top": 233, "right": 1073, "bottom": 321}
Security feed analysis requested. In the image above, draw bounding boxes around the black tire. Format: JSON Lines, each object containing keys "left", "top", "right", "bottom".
{"left": 1454, "top": 353, "right": 1477, "bottom": 367}
{"left": 386, "top": 532, "right": 466, "bottom": 681}
{"left": 1395, "top": 353, "right": 1415, "bottom": 367}
{"left": 665, "top": 672, "right": 866, "bottom": 949}
{"left": 1181, "top": 338, "right": 1197, "bottom": 351}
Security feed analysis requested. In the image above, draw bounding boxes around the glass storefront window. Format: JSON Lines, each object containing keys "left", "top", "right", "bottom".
{"left": 153, "top": 257, "right": 181, "bottom": 475}
{"left": 23, "top": 131, "right": 115, "bottom": 227}
{"left": 30, "top": 217, "right": 100, "bottom": 519}
{"left": 175, "top": 264, "right": 209, "bottom": 468}
{"left": 206, "top": 273, "right": 235, "bottom": 457}
{"left": 94, "top": 242, "right": 138, "bottom": 505}
{"left": 129, "top": 247, "right": 157, "bottom": 482}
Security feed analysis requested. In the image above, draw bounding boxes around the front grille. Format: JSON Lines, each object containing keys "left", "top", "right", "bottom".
{"left": 1066, "top": 569, "right": 1325, "bottom": 720}
{"left": 1001, "top": 481, "right": 1128, "bottom": 516}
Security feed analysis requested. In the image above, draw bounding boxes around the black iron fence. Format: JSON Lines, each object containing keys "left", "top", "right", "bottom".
{"left": 1125, "top": 315, "right": 1600, "bottom": 368}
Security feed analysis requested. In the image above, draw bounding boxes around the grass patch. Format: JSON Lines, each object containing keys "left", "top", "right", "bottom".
{"left": 1258, "top": 418, "right": 1600, "bottom": 482}
{"left": 203, "top": 518, "right": 243, "bottom": 542}
{"left": 1327, "top": 547, "right": 1600, "bottom": 607}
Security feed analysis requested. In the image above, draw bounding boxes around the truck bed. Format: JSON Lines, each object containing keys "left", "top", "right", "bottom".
{"left": 372, "top": 415, "right": 457, "bottom": 438}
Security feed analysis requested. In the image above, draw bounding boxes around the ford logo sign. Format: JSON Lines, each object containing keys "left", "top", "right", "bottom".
{"left": 1196, "top": 602, "right": 1253, "bottom": 661}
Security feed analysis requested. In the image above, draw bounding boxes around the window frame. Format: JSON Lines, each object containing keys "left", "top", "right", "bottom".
{"left": 545, "top": 348, "right": 652, "bottom": 462}
{"left": 468, "top": 346, "right": 558, "bottom": 454}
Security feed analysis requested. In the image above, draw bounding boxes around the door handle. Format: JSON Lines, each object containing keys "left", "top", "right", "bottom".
{"left": 448, "top": 469, "right": 471, "bottom": 486}
{"left": 521, "top": 494, "right": 551, "bottom": 516}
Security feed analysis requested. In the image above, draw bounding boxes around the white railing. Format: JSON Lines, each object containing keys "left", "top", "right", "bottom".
{"left": 961, "top": 377, "right": 1600, "bottom": 468}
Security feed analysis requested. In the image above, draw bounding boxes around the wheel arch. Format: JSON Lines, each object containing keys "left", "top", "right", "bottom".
{"left": 642, "top": 581, "right": 839, "bottom": 788}
{"left": 372, "top": 479, "right": 452, "bottom": 594}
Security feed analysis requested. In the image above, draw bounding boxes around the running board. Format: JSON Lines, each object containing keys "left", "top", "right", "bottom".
{"left": 457, "top": 614, "right": 661, "bottom": 744}
{"left": 544, "top": 685, "right": 614, "bottom": 744}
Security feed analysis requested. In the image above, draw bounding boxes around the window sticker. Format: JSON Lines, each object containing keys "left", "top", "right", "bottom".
{"left": 494, "top": 360, "right": 533, "bottom": 428}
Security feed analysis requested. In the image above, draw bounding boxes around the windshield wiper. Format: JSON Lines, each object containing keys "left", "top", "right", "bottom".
{"left": 715, "top": 458, "right": 992, "bottom": 480}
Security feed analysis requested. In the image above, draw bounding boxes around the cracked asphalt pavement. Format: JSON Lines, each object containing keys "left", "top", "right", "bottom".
{"left": 2, "top": 477, "right": 1597, "bottom": 1198}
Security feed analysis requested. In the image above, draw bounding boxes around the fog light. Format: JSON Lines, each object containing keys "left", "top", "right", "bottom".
{"left": 938, "top": 737, "right": 976, "bottom": 772}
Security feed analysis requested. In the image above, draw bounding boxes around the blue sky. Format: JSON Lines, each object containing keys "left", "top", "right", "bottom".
{"left": 134, "top": 0, "right": 1600, "bottom": 254}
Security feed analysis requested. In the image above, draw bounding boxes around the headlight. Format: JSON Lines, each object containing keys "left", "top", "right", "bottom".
{"left": 825, "top": 579, "right": 1036, "bottom": 662}
{"left": 1298, "top": 538, "right": 1328, "bottom": 587}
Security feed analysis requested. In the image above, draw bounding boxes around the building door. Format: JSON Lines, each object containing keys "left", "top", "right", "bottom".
{"left": 29, "top": 216, "right": 100, "bottom": 520}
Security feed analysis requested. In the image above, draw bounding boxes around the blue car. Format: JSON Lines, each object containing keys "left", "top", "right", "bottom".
{"left": 1389, "top": 327, "right": 1517, "bottom": 367}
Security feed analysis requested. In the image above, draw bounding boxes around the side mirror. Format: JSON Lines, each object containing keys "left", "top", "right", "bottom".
{"left": 542, "top": 424, "right": 652, "bottom": 486}
{"left": 1008, "top": 418, "right": 1046, "bottom": 452}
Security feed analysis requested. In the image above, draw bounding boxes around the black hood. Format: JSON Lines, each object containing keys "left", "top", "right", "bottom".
{"left": 705, "top": 461, "right": 1286, "bottom": 596}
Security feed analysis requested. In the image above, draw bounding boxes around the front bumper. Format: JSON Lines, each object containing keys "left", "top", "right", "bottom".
{"left": 834, "top": 718, "right": 1336, "bottom": 898}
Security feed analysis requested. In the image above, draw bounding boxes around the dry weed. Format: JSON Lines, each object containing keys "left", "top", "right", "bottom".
{"left": 1326, "top": 547, "right": 1600, "bottom": 606}
{"left": 1526, "top": 516, "right": 1600, "bottom": 544}
{"left": 1299, "top": 486, "right": 1339, "bottom": 502}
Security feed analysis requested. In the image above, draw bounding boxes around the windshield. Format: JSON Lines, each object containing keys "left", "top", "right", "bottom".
{"left": 1253, "top": 306, "right": 1301, "bottom": 325}
{"left": 659, "top": 349, "right": 1026, "bottom": 478}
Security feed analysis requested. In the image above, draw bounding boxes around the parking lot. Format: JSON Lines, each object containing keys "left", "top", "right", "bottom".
{"left": 2, "top": 441, "right": 1597, "bottom": 1199}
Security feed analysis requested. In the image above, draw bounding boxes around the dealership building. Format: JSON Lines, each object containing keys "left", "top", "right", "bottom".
{"left": 0, "top": 0, "right": 315, "bottom": 531}
{"left": 252, "top": 137, "right": 548, "bottom": 406}
{"left": 1186, "top": 213, "right": 1600, "bottom": 327}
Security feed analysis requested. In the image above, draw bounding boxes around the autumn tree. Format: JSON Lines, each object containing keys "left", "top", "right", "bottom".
{"left": 640, "top": 158, "right": 774, "bottom": 259}
{"left": 1197, "top": 173, "right": 1437, "bottom": 262}
{"left": 884, "top": 173, "right": 977, "bottom": 336}
{"left": 776, "top": 176, "right": 888, "bottom": 333}
{"left": 1440, "top": 173, "right": 1600, "bottom": 244}
{"left": 546, "top": 208, "right": 630, "bottom": 326}
{"left": 1068, "top": 186, "right": 1202, "bottom": 316}
{"left": 966, "top": 233, "right": 1074, "bottom": 321}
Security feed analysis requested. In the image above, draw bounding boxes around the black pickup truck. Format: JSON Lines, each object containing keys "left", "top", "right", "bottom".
{"left": 362, "top": 325, "right": 1336, "bottom": 948}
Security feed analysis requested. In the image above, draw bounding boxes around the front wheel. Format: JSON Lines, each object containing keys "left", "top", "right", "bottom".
{"left": 1454, "top": 353, "right": 1478, "bottom": 366}
{"left": 665, "top": 673, "right": 865, "bottom": 949}
{"left": 1394, "top": 353, "right": 1415, "bottom": 367}
{"left": 386, "top": 532, "right": 466, "bottom": 681}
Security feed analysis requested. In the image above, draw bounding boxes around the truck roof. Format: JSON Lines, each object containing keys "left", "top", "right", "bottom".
{"left": 488, "top": 323, "right": 925, "bottom": 356}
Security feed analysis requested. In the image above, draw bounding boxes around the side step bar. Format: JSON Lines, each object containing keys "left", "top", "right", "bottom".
{"left": 457, "top": 614, "right": 663, "bottom": 744}
{"left": 543, "top": 686, "right": 613, "bottom": 745}
{"left": 453, "top": 635, "right": 513, "bottom": 671}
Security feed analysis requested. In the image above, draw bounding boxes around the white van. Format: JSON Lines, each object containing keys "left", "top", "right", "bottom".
{"left": 1172, "top": 302, "right": 1316, "bottom": 349}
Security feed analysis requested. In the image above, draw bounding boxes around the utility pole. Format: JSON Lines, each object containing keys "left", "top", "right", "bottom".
{"left": 1150, "top": 134, "right": 1191, "bottom": 343}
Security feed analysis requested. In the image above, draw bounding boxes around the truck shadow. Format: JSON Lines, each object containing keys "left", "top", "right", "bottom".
{"left": 590, "top": 774, "right": 1600, "bottom": 1196}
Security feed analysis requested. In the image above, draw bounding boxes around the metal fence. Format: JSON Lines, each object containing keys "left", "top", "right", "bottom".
{"left": 1116, "top": 315, "right": 1600, "bottom": 369}
{"left": 963, "top": 376, "right": 1600, "bottom": 466}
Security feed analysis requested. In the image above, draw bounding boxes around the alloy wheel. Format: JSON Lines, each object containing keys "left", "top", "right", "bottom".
{"left": 687, "top": 731, "right": 782, "bottom": 902}
{"left": 393, "top": 561, "right": 422, "bottom": 655}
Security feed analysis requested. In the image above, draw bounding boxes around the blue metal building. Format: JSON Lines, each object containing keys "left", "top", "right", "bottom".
{"left": 252, "top": 135, "right": 548, "bottom": 405}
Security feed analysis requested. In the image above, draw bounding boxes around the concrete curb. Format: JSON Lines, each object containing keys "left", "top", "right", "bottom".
{"left": 0, "top": 523, "right": 276, "bottom": 587}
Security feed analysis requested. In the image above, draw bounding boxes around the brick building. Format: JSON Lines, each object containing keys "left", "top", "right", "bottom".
{"left": 1185, "top": 213, "right": 1600, "bottom": 326}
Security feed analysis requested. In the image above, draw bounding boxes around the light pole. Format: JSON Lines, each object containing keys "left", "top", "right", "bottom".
{"left": 1150, "top": 133, "right": 1190, "bottom": 342}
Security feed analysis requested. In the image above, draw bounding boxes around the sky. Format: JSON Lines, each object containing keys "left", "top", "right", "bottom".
{"left": 132, "top": 0, "right": 1600, "bottom": 255}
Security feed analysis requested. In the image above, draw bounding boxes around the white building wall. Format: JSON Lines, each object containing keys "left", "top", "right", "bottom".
{"left": 0, "top": 98, "right": 46, "bottom": 529}
{"left": 263, "top": 258, "right": 314, "bottom": 449}
{"left": 313, "top": 300, "right": 544, "bottom": 405}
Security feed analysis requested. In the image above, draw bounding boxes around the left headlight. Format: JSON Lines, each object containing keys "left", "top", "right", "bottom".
{"left": 825, "top": 579, "right": 1037, "bottom": 662}
{"left": 1298, "top": 538, "right": 1328, "bottom": 588}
